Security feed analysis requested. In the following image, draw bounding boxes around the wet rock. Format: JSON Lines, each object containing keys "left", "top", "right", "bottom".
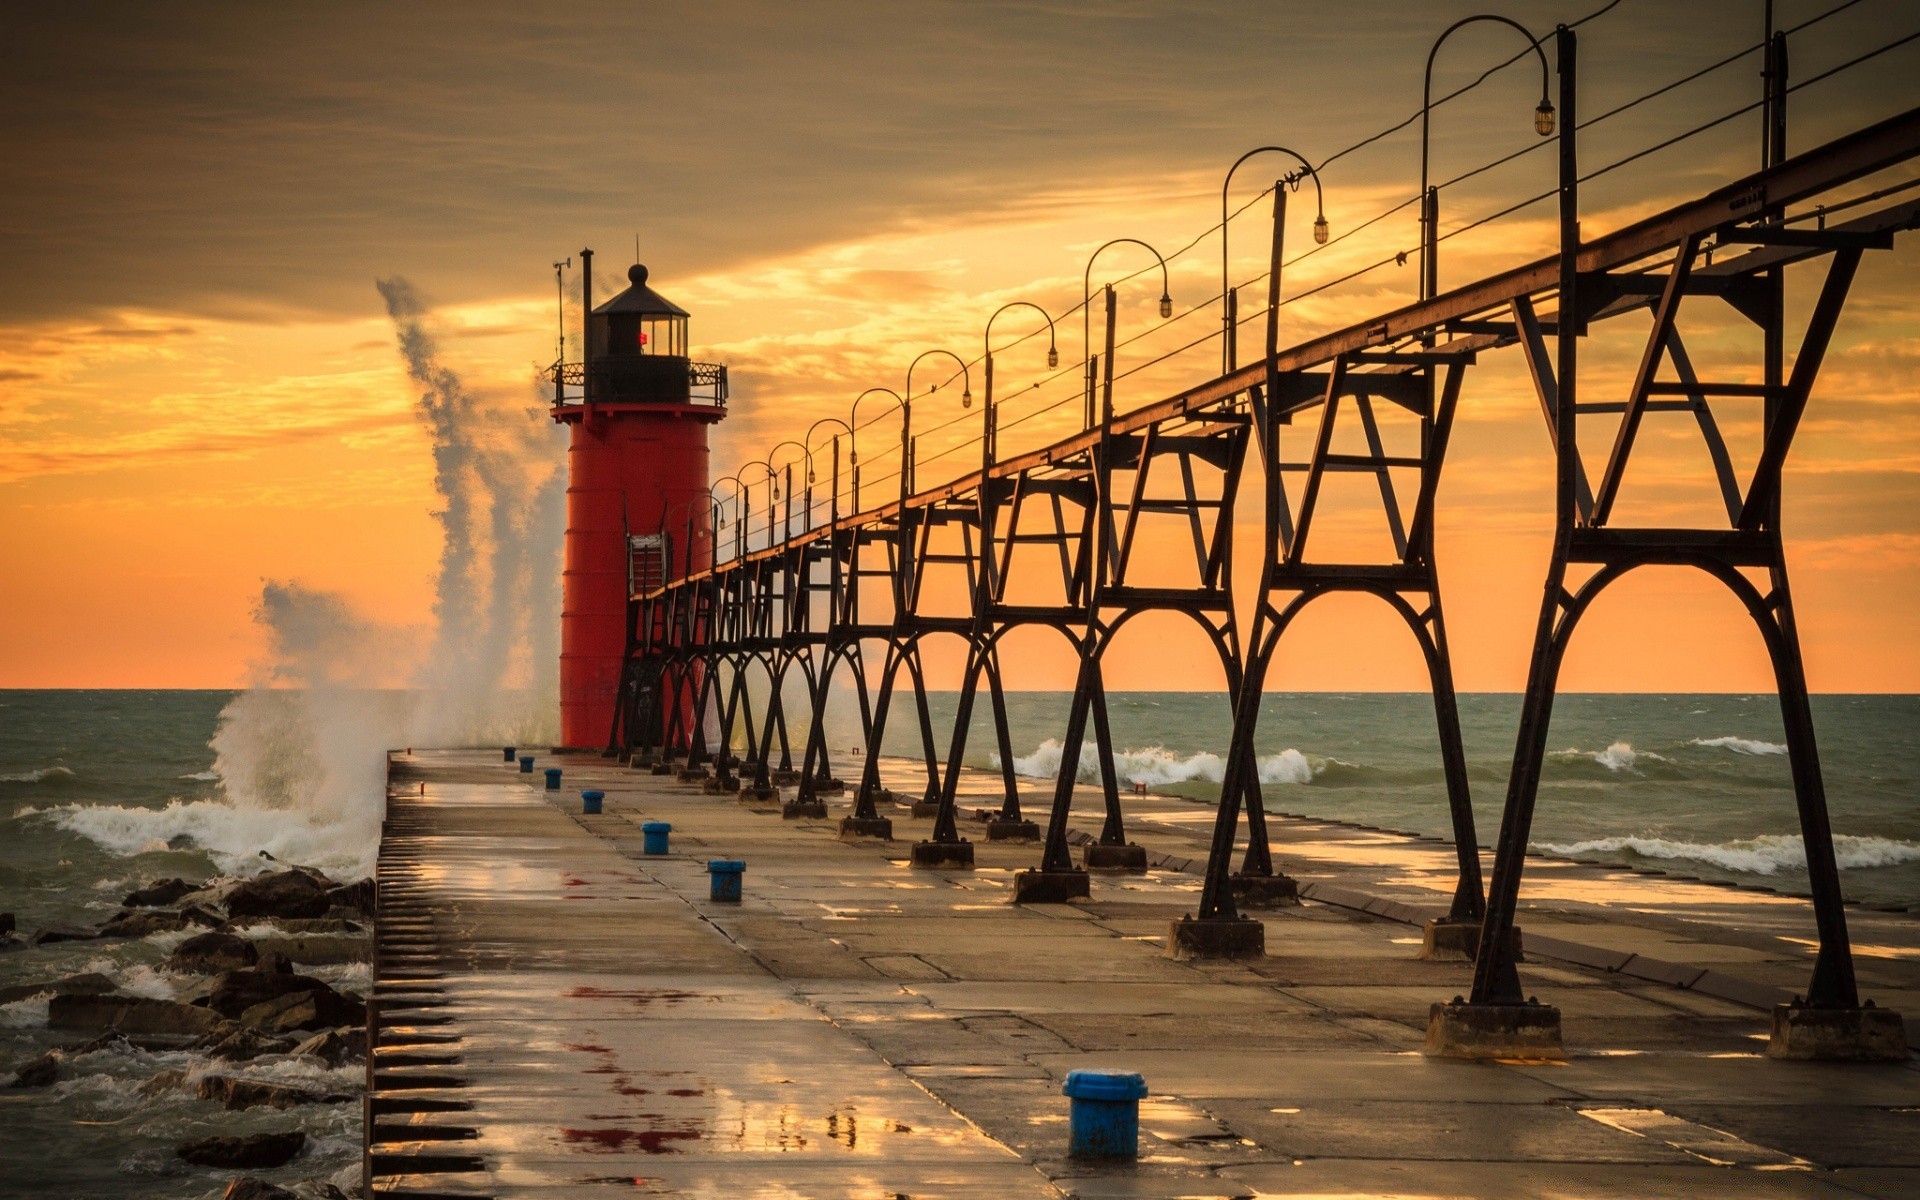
{"left": 226, "top": 871, "right": 332, "bottom": 921}
{"left": 0, "top": 971, "right": 117, "bottom": 1005}
{"left": 176, "top": 1130, "right": 306, "bottom": 1169}
{"left": 270, "top": 918, "right": 363, "bottom": 935}
{"left": 168, "top": 932, "right": 259, "bottom": 974}
{"left": 252, "top": 934, "right": 371, "bottom": 966}
{"left": 97, "top": 909, "right": 189, "bottom": 938}
{"left": 48, "top": 993, "right": 221, "bottom": 1037}
{"left": 210, "top": 969, "right": 361, "bottom": 1026}
{"left": 31, "top": 922, "right": 102, "bottom": 945}
{"left": 139, "top": 1067, "right": 188, "bottom": 1096}
{"left": 238, "top": 991, "right": 329, "bottom": 1035}
{"left": 123, "top": 878, "right": 195, "bottom": 908}
{"left": 0, "top": 933, "right": 23, "bottom": 953}
{"left": 255, "top": 950, "right": 296, "bottom": 976}
{"left": 0, "top": 913, "right": 12, "bottom": 934}
{"left": 58, "top": 1030, "right": 131, "bottom": 1056}
{"left": 181, "top": 904, "right": 228, "bottom": 929}
{"left": 8, "top": 1052, "right": 58, "bottom": 1088}
{"left": 290, "top": 1026, "right": 365, "bottom": 1066}
{"left": 201, "top": 1023, "right": 299, "bottom": 1062}
{"left": 196, "top": 1074, "right": 347, "bottom": 1110}
{"left": 325, "top": 879, "right": 374, "bottom": 914}
{"left": 219, "top": 1179, "right": 300, "bottom": 1200}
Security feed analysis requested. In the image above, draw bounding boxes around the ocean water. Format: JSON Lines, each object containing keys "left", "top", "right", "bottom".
{"left": 3, "top": 688, "right": 1918, "bottom": 1195}
{"left": 906, "top": 690, "right": 1920, "bottom": 908}
{"left": 1, "top": 689, "right": 372, "bottom": 1200}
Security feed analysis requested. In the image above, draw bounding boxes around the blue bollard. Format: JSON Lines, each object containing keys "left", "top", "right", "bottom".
{"left": 544, "top": 767, "right": 562, "bottom": 791}
{"left": 581, "top": 789, "right": 604, "bottom": 815}
{"left": 503, "top": 746, "right": 517, "bottom": 762}
{"left": 1063, "top": 1070, "right": 1147, "bottom": 1158}
{"left": 707, "top": 859, "right": 744, "bottom": 902}
{"left": 518, "top": 755, "right": 535, "bottom": 773}
{"left": 642, "top": 821, "right": 671, "bottom": 855}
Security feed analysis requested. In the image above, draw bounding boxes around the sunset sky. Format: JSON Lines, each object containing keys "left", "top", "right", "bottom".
{"left": 2, "top": 0, "right": 1916, "bottom": 693}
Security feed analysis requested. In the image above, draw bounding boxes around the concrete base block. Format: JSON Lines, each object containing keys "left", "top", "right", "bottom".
{"left": 1165, "top": 915, "right": 1265, "bottom": 960}
{"left": 910, "top": 801, "right": 943, "bottom": 819}
{"left": 986, "top": 819, "right": 1041, "bottom": 842}
{"left": 1228, "top": 871, "right": 1299, "bottom": 908}
{"left": 1768, "top": 1003, "right": 1909, "bottom": 1061}
{"left": 649, "top": 763, "right": 675, "bottom": 776}
{"left": 701, "top": 775, "right": 739, "bottom": 795}
{"left": 739, "top": 759, "right": 761, "bottom": 777}
{"left": 910, "top": 840, "right": 975, "bottom": 869}
{"left": 1012, "top": 869, "right": 1091, "bottom": 905}
{"left": 676, "top": 767, "right": 710, "bottom": 783}
{"left": 1419, "top": 917, "right": 1523, "bottom": 963}
{"left": 838, "top": 816, "right": 894, "bottom": 841}
{"left": 812, "top": 777, "right": 846, "bottom": 795}
{"left": 781, "top": 799, "right": 829, "bottom": 820}
{"left": 738, "top": 786, "right": 780, "bottom": 805}
{"left": 1083, "top": 843, "right": 1148, "bottom": 873}
{"left": 769, "top": 770, "right": 803, "bottom": 787}
{"left": 1423, "top": 1001, "right": 1564, "bottom": 1060}
{"left": 854, "top": 787, "right": 895, "bottom": 810}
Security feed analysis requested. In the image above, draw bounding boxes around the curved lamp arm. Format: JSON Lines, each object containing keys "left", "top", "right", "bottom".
{"left": 848, "top": 386, "right": 904, "bottom": 468}
{"left": 905, "top": 349, "right": 972, "bottom": 410}
{"left": 1083, "top": 237, "right": 1172, "bottom": 374}
{"left": 1222, "top": 146, "right": 1327, "bottom": 370}
{"left": 1420, "top": 14, "right": 1554, "bottom": 299}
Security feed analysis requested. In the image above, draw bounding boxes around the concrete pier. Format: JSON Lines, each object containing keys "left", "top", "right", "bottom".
{"left": 369, "top": 749, "right": 1920, "bottom": 1198}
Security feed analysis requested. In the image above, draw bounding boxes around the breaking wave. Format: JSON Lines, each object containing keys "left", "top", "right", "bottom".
{"left": 1690, "top": 735, "right": 1789, "bottom": 756}
{"left": 993, "top": 740, "right": 1329, "bottom": 787}
{"left": 1539, "top": 832, "right": 1920, "bottom": 876}
{"left": 1551, "top": 741, "right": 1667, "bottom": 773}
{"left": 26, "top": 794, "right": 374, "bottom": 879}
{"left": 1, "top": 765, "right": 75, "bottom": 784}
{"left": 177, "top": 770, "right": 221, "bottom": 781}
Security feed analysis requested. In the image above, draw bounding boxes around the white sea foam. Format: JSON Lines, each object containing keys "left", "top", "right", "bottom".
{"left": 1552, "top": 742, "right": 1665, "bottom": 773}
{"left": 1539, "top": 832, "right": 1920, "bottom": 875}
{"left": 178, "top": 770, "right": 221, "bottom": 782}
{"left": 0, "top": 996, "right": 50, "bottom": 1028}
{"left": 1, "top": 766, "right": 75, "bottom": 784}
{"left": 32, "top": 797, "right": 373, "bottom": 880}
{"left": 77, "top": 956, "right": 178, "bottom": 1001}
{"left": 1690, "top": 735, "right": 1789, "bottom": 756}
{"left": 994, "top": 740, "right": 1325, "bottom": 787}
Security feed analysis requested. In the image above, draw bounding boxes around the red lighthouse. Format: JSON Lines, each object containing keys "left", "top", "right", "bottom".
{"left": 552, "top": 251, "right": 727, "bottom": 748}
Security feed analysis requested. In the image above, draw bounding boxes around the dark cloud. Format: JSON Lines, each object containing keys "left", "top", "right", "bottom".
{"left": 0, "top": 0, "right": 1911, "bottom": 326}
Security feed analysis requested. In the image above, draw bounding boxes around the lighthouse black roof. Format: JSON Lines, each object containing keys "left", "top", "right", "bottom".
{"left": 592, "top": 263, "right": 689, "bottom": 318}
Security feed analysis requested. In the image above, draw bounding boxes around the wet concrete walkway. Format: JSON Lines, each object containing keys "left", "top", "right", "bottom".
{"left": 369, "top": 749, "right": 1920, "bottom": 1198}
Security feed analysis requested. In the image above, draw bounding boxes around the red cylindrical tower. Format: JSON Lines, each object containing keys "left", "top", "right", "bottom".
{"left": 552, "top": 254, "right": 726, "bottom": 748}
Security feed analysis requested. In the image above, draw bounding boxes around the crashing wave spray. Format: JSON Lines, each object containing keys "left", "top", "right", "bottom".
{"left": 186, "top": 281, "right": 568, "bottom": 876}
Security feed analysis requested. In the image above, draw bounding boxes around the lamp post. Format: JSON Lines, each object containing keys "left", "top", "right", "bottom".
{"left": 1083, "top": 238, "right": 1172, "bottom": 431}
{"left": 849, "top": 387, "right": 904, "bottom": 513}
{"left": 739, "top": 459, "right": 780, "bottom": 554}
{"left": 982, "top": 302, "right": 1058, "bottom": 470}
{"left": 1221, "top": 147, "right": 1327, "bottom": 373}
{"left": 1419, "top": 14, "right": 1554, "bottom": 302}
{"left": 806, "top": 417, "right": 853, "bottom": 528}
{"left": 903, "top": 351, "right": 972, "bottom": 500}
{"left": 711, "top": 474, "right": 747, "bottom": 567}
{"left": 765, "top": 439, "right": 811, "bottom": 543}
